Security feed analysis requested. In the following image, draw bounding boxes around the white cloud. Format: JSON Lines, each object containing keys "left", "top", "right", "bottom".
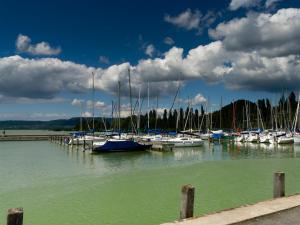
{"left": 145, "top": 44, "right": 156, "bottom": 57}
{"left": 99, "top": 55, "right": 110, "bottom": 64}
{"left": 16, "top": 34, "right": 61, "bottom": 56}
{"left": 165, "top": 9, "right": 201, "bottom": 30}
{"left": 0, "top": 55, "right": 95, "bottom": 99}
{"left": 82, "top": 111, "right": 92, "bottom": 117}
{"left": 229, "top": 0, "right": 261, "bottom": 10}
{"left": 71, "top": 98, "right": 83, "bottom": 107}
{"left": 164, "top": 9, "right": 218, "bottom": 34}
{"left": 192, "top": 93, "right": 207, "bottom": 105}
{"left": 179, "top": 93, "right": 207, "bottom": 105}
{"left": 209, "top": 8, "right": 300, "bottom": 57}
{"left": 164, "top": 37, "right": 175, "bottom": 45}
{"left": 86, "top": 100, "right": 106, "bottom": 109}
{"left": 1, "top": 8, "right": 300, "bottom": 103}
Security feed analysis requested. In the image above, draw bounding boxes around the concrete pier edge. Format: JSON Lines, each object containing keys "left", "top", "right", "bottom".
{"left": 161, "top": 193, "right": 300, "bottom": 225}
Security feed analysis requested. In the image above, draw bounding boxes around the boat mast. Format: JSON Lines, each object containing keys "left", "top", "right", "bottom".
{"left": 137, "top": 86, "right": 141, "bottom": 134}
{"left": 155, "top": 94, "right": 158, "bottom": 130}
{"left": 80, "top": 101, "right": 83, "bottom": 131}
{"left": 128, "top": 68, "right": 135, "bottom": 134}
{"left": 232, "top": 100, "right": 236, "bottom": 131}
{"left": 257, "top": 101, "right": 259, "bottom": 129}
{"left": 190, "top": 97, "right": 192, "bottom": 132}
{"left": 92, "top": 72, "right": 95, "bottom": 134}
{"left": 118, "top": 81, "right": 121, "bottom": 135}
{"left": 111, "top": 100, "right": 114, "bottom": 131}
{"left": 270, "top": 101, "right": 273, "bottom": 130}
{"left": 220, "top": 96, "right": 222, "bottom": 129}
{"left": 147, "top": 82, "right": 150, "bottom": 133}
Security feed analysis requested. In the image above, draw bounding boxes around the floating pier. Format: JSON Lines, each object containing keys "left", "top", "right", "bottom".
{"left": 138, "top": 140, "right": 174, "bottom": 152}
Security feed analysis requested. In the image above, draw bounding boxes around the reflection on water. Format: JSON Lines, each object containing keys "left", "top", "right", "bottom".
{"left": 1, "top": 140, "right": 300, "bottom": 225}
{"left": 57, "top": 141, "right": 300, "bottom": 176}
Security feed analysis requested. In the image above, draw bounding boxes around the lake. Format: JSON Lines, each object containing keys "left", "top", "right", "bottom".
{"left": 1, "top": 137, "right": 300, "bottom": 225}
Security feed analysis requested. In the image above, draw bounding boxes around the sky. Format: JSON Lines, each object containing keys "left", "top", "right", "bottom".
{"left": 0, "top": 0, "right": 300, "bottom": 120}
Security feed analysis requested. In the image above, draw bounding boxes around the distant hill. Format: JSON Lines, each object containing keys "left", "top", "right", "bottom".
{"left": 0, "top": 118, "right": 80, "bottom": 130}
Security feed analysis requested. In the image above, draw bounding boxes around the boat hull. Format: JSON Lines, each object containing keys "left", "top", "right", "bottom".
{"left": 92, "top": 140, "right": 152, "bottom": 153}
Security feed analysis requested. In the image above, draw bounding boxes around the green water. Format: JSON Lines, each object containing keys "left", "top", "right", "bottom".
{"left": 1, "top": 141, "right": 300, "bottom": 225}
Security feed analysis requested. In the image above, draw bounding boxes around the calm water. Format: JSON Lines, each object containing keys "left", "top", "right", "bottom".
{"left": 1, "top": 138, "right": 300, "bottom": 225}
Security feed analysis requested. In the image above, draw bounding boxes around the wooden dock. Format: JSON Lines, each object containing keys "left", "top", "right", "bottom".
{"left": 138, "top": 140, "right": 174, "bottom": 152}
{"left": 0, "top": 135, "right": 67, "bottom": 141}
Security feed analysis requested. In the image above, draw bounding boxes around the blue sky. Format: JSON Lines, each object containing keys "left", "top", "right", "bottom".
{"left": 0, "top": 0, "right": 300, "bottom": 120}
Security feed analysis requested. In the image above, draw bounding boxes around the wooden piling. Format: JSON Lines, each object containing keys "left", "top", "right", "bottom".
{"left": 274, "top": 171, "right": 285, "bottom": 198}
{"left": 180, "top": 184, "right": 195, "bottom": 220}
{"left": 7, "top": 208, "right": 23, "bottom": 225}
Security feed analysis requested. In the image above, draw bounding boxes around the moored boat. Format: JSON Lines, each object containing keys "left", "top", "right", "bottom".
{"left": 161, "top": 136, "right": 204, "bottom": 147}
{"left": 92, "top": 139, "right": 152, "bottom": 153}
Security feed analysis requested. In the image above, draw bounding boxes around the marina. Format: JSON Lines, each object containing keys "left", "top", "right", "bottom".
{"left": 1, "top": 0, "right": 300, "bottom": 224}
{"left": 2, "top": 134, "right": 300, "bottom": 225}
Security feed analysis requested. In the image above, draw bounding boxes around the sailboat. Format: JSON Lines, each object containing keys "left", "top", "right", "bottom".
{"left": 161, "top": 95, "right": 203, "bottom": 147}
{"left": 92, "top": 71, "right": 152, "bottom": 153}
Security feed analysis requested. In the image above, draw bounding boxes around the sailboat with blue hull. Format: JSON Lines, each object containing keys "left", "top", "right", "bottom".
{"left": 92, "top": 139, "right": 152, "bottom": 153}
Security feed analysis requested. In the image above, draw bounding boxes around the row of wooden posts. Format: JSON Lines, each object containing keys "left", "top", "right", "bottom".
{"left": 6, "top": 171, "right": 286, "bottom": 225}
{"left": 49, "top": 136, "right": 92, "bottom": 151}
{"left": 49, "top": 136, "right": 68, "bottom": 145}
{"left": 179, "top": 171, "right": 285, "bottom": 220}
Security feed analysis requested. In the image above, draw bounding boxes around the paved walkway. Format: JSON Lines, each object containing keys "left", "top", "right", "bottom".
{"left": 161, "top": 194, "right": 300, "bottom": 225}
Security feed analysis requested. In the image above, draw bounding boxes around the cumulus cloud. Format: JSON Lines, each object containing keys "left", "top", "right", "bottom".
{"left": 145, "top": 44, "right": 156, "bottom": 57}
{"left": 164, "top": 37, "right": 175, "bottom": 45}
{"left": 164, "top": 9, "right": 218, "bottom": 34}
{"left": 1, "top": 8, "right": 300, "bottom": 102}
{"left": 86, "top": 100, "right": 106, "bottom": 109}
{"left": 16, "top": 34, "right": 61, "bottom": 56}
{"left": 192, "top": 93, "right": 207, "bottom": 105}
{"left": 0, "top": 55, "right": 95, "bottom": 99}
{"left": 209, "top": 8, "right": 300, "bottom": 57}
{"left": 179, "top": 93, "right": 207, "bottom": 105}
{"left": 229, "top": 0, "right": 261, "bottom": 10}
{"left": 71, "top": 98, "right": 83, "bottom": 107}
{"left": 82, "top": 111, "right": 92, "bottom": 117}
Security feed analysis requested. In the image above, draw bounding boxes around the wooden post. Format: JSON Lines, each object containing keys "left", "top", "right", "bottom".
{"left": 83, "top": 139, "right": 86, "bottom": 150}
{"left": 180, "top": 184, "right": 195, "bottom": 219}
{"left": 273, "top": 171, "right": 285, "bottom": 198}
{"left": 7, "top": 208, "right": 23, "bottom": 225}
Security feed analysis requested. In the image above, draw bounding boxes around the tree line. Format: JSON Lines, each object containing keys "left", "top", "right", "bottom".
{"left": 74, "top": 92, "right": 299, "bottom": 132}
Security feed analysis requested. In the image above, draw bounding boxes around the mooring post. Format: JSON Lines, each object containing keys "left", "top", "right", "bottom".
{"left": 83, "top": 139, "right": 86, "bottom": 150}
{"left": 7, "top": 208, "right": 23, "bottom": 225}
{"left": 180, "top": 184, "right": 195, "bottom": 220}
{"left": 273, "top": 171, "right": 285, "bottom": 198}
